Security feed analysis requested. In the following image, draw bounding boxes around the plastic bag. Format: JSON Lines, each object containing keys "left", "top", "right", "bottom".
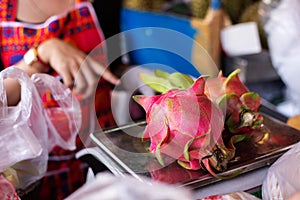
{"left": 262, "top": 141, "right": 300, "bottom": 199}
{"left": 31, "top": 73, "right": 81, "bottom": 151}
{"left": 0, "top": 67, "right": 82, "bottom": 191}
{"left": 65, "top": 172, "right": 194, "bottom": 200}
{"left": 260, "top": 0, "right": 300, "bottom": 116}
{"left": 0, "top": 67, "right": 48, "bottom": 189}
{"left": 200, "top": 192, "right": 260, "bottom": 200}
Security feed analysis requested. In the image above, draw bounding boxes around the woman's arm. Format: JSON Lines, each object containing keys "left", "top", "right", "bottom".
{"left": 3, "top": 78, "right": 21, "bottom": 106}
{"left": 1, "top": 53, "right": 49, "bottom": 106}
{"left": 2, "top": 37, "right": 120, "bottom": 106}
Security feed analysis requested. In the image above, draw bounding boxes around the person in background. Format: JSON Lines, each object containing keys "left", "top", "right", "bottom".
{"left": 0, "top": 0, "right": 131, "bottom": 199}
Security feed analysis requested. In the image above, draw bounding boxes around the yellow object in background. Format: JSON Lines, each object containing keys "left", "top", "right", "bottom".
{"left": 190, "top": 0, "right": 210, "bottom": 19}
{"left": 287, "top": 115, "right": 300, "bottom": 131}
{"left": 123, "top": 0, "right": 167, "bottom": 12}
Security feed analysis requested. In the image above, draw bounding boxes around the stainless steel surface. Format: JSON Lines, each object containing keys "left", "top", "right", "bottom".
{"left": 90, "top": 114, "right": 300, "bottom": 189}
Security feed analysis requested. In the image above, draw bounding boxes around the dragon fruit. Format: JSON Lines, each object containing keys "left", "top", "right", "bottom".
{"left": 133, "top": 77, "right": 236, "bottom": 177}
{"left": 134, "top": 69, "right": 264, "bottom": 178}
{"left": 139, "top": 70, "right": 194, "bottom": 93}
{"left": 205, "top": 69, "right": 264, "bottom": 135}
{"left": 141, "top": 69, "right": 264, "bottom": 135}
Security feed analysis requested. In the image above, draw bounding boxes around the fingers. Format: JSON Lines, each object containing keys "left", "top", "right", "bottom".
{"left": 74, "top": 60, "right": 96, "bottom": 98}
{"left": 101, "top": 68, "right": 120, "bottom": 85}
{"left": 42, "top": 38, "right": 119, "bottom": 98}
{"left": 87, "top": 58, "right": 120, "bottom": 85}
{"left": 73, "top": 70, "right": 87, "bottom": 94}
{"left": 71, "top": 56, "right": 120, "bottom": 98}
{"left": 61, "top": 69, "right": 74, "bottom": 89}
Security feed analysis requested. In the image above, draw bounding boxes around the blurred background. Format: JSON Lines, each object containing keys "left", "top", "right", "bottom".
{"left": 119, "top": 0, "right": 293, "bottom": 120}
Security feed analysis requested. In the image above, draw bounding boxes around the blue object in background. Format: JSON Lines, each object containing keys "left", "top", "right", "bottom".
{"left": 120, "top": 8, "right": 201, "bottom": 77}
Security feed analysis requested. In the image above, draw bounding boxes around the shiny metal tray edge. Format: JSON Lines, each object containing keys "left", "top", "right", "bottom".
{"left": 90, "top": 114, "right": 300, "bottom": 188}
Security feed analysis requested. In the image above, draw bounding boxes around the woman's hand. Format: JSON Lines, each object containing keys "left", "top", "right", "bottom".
{"left": 38, "top": 38, "right": 120, "bottom": 98}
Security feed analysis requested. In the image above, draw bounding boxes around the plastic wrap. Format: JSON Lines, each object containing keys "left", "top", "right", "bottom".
{"left": 200, "top": 192, "right": 260, "bottom": 200}
{"left": 65, "top": 172, "right": 194, "bottom": 200}
{"left": 0, "top": 67, "right": 48, "bottom": 190}
{"left": 260, "top": 0, "right": 300, "bottom": 116}
{"left": 0, "top": 67, "right": 82, "bottom": 191}
{"left": 31, "top": 73, "right": 81, "bottom": 151}
{"left": 262, "top": 142, "right": 300, "bottom": 199}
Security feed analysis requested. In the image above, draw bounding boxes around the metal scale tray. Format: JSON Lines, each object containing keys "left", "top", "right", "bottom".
{"left": 90, "top": 114, "right": 300, "bottom": 189}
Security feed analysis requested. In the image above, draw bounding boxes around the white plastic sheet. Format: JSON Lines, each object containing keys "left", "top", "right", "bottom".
{"left": 0, "top": 67, "right": 48, "bottom": 190}
{"left": 0, "top": 67, "right": 81, "bottom": 190}
{"left": 262, "top": 142, "right": 300, "bottom": 199}
{"left": 31, "top": 73, "right": 81, "bottom": 151}
{"left": 66, "top": 172, "right": 194, "bottom": 200}
{"left": 262, "top": 0, "right": 300, "bottom": 116}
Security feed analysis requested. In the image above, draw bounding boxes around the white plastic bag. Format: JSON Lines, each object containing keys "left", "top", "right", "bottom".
{"left": 31, "top": 73, "right": 81, "bottom": 151}
{"left": 262, "top": 141, "right": 300, "bottom": 199}
{"left": 200, "top": 192, "right": 260, "bottom": 200}
{"left": 65, "top": 172, "right": 194, "bottom": 200}
{"left": 0, "top": 67, "right": 83, "bottom": 191}
{"left": 0, "top": 67, "right": 48, "bottom": 189}
{"left": 261, "top": 0, "right": 300, "bottom": 116}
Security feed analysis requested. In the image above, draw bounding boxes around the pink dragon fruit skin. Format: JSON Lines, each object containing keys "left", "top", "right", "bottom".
{"left": 205, "top": 70, "right": 263, "bottom": 134}
{"left": 133, "top": 77, "right": 227, "bottom": 170}
{"left": 133, "top": 69, "right": 264, "bottom": 179}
